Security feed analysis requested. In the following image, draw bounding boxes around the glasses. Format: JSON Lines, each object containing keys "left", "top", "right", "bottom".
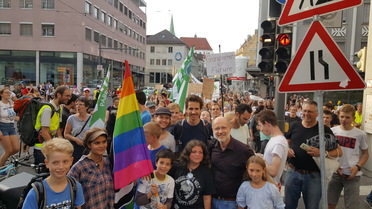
{"left": 213, "top": 127, "right": 228, "bottom": 131}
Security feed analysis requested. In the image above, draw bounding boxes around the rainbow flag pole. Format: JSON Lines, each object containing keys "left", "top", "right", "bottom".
{"left": 113, "top": 60, "right": 153, "bottom": 208}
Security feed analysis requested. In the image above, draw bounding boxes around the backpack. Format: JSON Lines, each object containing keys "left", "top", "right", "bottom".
{"left": 17, "top": 173, "right": 77, "bottom": 209}
{"left": 14, "top": 97, "right": 57, "bottom": 146}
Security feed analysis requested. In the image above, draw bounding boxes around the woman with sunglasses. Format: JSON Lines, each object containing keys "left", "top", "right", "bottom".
{"left": 171, "top": 140, "right": 215, "bottom": 209}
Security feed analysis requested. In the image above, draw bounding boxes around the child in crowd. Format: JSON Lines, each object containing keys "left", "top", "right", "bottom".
{"left": 144, "top": 122, "right": 167, "bottom": 169}
{"left": 236, "top": 156, "right": 285, "bottom": 209}
{"left": 135, "top": 149, "right": 175, "bottom": 209}
{"left": 22, "top": 138, "right": 85, "bottom": 209}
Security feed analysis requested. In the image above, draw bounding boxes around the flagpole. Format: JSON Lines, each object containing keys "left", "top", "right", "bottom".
{"left": 219, "top": 45, "right": 224, "bottom": 116}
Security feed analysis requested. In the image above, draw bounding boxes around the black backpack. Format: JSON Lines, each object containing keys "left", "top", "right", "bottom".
{"left": 14, "top": 97, "right": 57, "bottom": 146}
{"left": 17, "top": 173, "right": 77, "bottom": 209}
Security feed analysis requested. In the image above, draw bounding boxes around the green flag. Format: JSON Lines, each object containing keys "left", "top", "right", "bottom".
{"left": 171, "top": 46, "right": 194, "bottom": 112}
{"left": 89, "top": 65, "right": 110, "bottom": 128}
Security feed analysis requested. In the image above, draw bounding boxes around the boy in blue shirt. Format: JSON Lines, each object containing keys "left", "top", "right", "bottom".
{"left": 22, "top": 138, "right": 85, "bottom": 209}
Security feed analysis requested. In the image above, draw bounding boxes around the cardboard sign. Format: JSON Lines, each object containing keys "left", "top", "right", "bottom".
{"left": 188, "top": 83, "right": 203, "bottom": 95}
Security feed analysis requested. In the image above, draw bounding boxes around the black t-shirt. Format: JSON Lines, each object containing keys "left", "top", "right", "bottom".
{"left": 172, "top": 120, "right": 213, "bottom": 152}
{"left": 285, "top": 122, "right": 333, "bottom": 171}
{"left": 172, "top": 164, "right": 215, "bottom": 209}
{"left": 60, "top": 106, "right": 71, "bottom": 137}
{"left": 285, "top": 115, "right": 302, "bottom": 132}
{"left": 106, "top": 105, "right": 118, "bottom": 138}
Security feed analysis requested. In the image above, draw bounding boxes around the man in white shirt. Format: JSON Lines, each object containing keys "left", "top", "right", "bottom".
{"left": 257, "top": 109, "right": 288, "bottom": 185}
{"left": 229, "top": 104, "right": 252, "bottom": 145}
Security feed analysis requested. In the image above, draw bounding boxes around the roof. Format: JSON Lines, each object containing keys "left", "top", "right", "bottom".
{"left": 146, "top": 30, "right": 185, "bottom": 45}
{"left": 180, "top": 37, "right": 213, "bottom": 51}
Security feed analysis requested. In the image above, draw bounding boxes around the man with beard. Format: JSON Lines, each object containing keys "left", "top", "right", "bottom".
{"left": 172, "top": 95, "right": 213, "bottom": 152}
{"left": 33, "top": 86, "right": 72, "bottom": 164}
{"left": 210, "top": 117, "right": 255, "bottom": 209}
{"left": 229, "top": 104, "right": 252, "bottom": 145}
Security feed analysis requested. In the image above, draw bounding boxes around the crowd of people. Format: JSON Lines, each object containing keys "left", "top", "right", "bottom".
{"left": 0, "top": 82, "right": 370, "bottom": 209}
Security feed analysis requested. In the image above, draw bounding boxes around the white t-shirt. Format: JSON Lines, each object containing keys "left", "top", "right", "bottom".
{"left": 0, "top": 101, "right": 16, "bottom": 123}
{"left": 160, "top": 132, "right": 176, "bottom": 152}
{"left": 230, "top": 124, "right": 250, "bottom": 145}
{"left": 331, "top": 126, "right": 368, "bottom": 176}
{"left": 137, "top": 173, "right": 175, "bottom": 209}
{"left": 263, "top": 135, "right": 288, "bottom": 184}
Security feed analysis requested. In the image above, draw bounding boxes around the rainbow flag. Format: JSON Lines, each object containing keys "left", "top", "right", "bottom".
{"left": 113, "top": 60, "right": 153, "bottom": 190}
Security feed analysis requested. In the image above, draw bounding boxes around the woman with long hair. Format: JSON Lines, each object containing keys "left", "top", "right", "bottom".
{"left": 68, "top": 127, "right": 114, "bottom": 208}
{"left": 171, "top": 140, "right": 215, "bottom": 209}
{"left": 0, "top": 88, "right": 19, "bottom": 167}
{"left": 64, "top": 96, "right": 92, "bottom": 165}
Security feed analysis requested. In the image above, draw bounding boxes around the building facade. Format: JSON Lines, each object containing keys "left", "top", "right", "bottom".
{"left": 145, "top": 29, "right": 190, "bottom": 87}
{"left": 0, "top": 0, "right": 147, "bottom": 89}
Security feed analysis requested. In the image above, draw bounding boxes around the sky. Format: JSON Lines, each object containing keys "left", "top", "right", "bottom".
{"left": 144, "top": 0, "right": 260, "bottom": 53}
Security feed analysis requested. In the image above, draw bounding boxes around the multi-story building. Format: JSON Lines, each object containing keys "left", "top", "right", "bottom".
{"left": 145, "top": 29, "right": 190, "bottom": 87}
{"left": 180, "top": 35, "right": 213, "bottom": 79}
{"left": 0, "top": 0, "right": 147, "bottom": 89}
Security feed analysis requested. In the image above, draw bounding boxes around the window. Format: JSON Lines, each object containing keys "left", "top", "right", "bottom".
{"left": 93, "top": 7, "right": 99, "bottom": 19}
{"left": 143, "top": 22, "right": 146, "bottom": 29}
{"left": 93, "top": 31, "right": 99, "bottom": 43}
{"left": 114, "top": 19, "right": 118, "bottom": 29}
{"left": 42, "top": 24, "right": 54, "bottom": 36}
{"left": 155, "top": 73, "right": 160, "bottom": 83}
{"left": 168, "top": 47, "right": 173, "bottom": 53}
{"left": 150, "top": 59, "right": 154, "bottom": 65}
{"left": 168, "top": 59, "right": 172, "bottom": 66}
{"left": 118, "top": 22, "right": 123, "bottom": 32}
{"left": 101, "top": 35, "right": 106, "bottom": 46}
{"left": 123, "top": 25, "right": 127, "bottom": 34}
{"left": 108, "top": 0, "right": 112, "bottom": 5}
{"left": 101, "top": 11, "right": 106, "bottom": 23}
{"left": 42, "top": 0, "right": 54, "bottom": 9}
{"left": 149, "top": 72, "right": 154, "bottom": 83}
{"left": 0, "top": 0, "right": 11, "bottom": 8}
{"left": 124, "top": 6, "right": 128, "bottom": 15}
{"left": 128, "top": 10, "right": 132, "bottom": 19}
{"left": 20, "top": 23, "right": 32, "bottom": 36}
{"left": 119, "top": 42, "right": 123, "bottom": 51}
{"left": 156, "top": 59, "right": 160, "bottom": 65}
{"left": 114, "top": 0, "right": 118, "bottom": 8}
{"left": 0, "top": 23, "right": 11, "bottom": 35}
{"left": 85, "top": 2, "right": 91, "bottom": 14}
{"left": 128, "top": 28, "right": 131, "bottom": 37}
{"left": 119, "top": 2, "right": 123, "bottom": 12}
{"left": 114, "top": 40, "right": 118, "bottom": 50}
{"left": 108, "top": 15, "right": 112, "bottom": 26}
{"left": 162, "top": 59, "right": 166, "bottom": 65}
{"left": 85, "top": 27, "right": 91, "bottom": 41}
{"left": 150, "top": 46, "right": 155, "bottom": 53}
{"left": 20, "top": 0, "right": 33, "bottom": 8}
{"left": 108, "top": 37, "right": 112, "bottom": 48}
{"left": 124, "top": 44, "right": 128, "bottom": 54}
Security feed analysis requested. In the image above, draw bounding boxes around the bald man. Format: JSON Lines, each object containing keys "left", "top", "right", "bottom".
{"left": 210, "top": 117, "right": 255, "bottom": 209}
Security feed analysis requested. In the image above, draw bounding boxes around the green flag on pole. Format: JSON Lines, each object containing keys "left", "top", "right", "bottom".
{"left": 171, "top": 46, "right": 194, "bottom": 112}
{"left": 89, "top": 65, "right": 111, "bottom": 128}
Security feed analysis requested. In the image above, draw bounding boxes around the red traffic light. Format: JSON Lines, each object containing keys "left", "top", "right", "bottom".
{"left": 278, "top": 34, "right": 291, "bottom": 46}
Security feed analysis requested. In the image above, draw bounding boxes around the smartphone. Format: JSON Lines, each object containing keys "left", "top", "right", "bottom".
{"left": 300, "top": 143, "right": 310, "bottom": 150}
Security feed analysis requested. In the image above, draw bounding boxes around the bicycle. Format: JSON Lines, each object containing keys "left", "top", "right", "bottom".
{"left": 0, "top": 155, "right": 44, "bottom": 182}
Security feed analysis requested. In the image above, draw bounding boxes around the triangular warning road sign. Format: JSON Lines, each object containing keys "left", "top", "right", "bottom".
{"left": 279, "top": 0, "right": 362, "bottom": 26}
{"left": 278, "top": 21, "right": 365, "bottom": 93}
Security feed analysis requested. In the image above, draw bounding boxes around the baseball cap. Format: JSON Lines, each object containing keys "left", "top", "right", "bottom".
{"left": 154, "top": 107, "right": 171, "bottom": 116}
{"left": 145, "top": 101, "right": 156, "bottom": 108}
{"left": 84, "top": 88, "right": 90, "bottom": 92}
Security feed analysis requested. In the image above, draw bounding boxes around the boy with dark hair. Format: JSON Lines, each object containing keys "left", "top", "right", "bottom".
{"left": 230, "top": 104, "right": 252, "bottom": 145}
{"left": 135, "top": 149, "right": 175, "bottom": 209}
{"left": 22, "top": 138, "right": 84, "bottom": 208}
{"left": 328, "top": 104, "right": 369, "bottom": 209}
{"left": 323, "top": 109, "right": 333, "bottom": 128}
{"left": 136, "top": 90, "right": 151, "bottom": 125}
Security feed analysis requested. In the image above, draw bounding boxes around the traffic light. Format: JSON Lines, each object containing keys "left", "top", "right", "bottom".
{"left": 356, "top": 47, "right": 367, "bottom": 72}
{"left": 258, "top": 20, "right": 277, "bottom": 73}
{"left": 66, "top": 69, "right": 70, "bottom": 75}
{"left": 275, "top": 33, "right": 292, "bottom": 74}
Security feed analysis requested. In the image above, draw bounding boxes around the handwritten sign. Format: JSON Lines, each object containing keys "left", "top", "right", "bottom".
{"left": 206, "top": 52, "right": 236, "bottom": 76}
{"left": 188, "top": 83, "right": 203, "bottom": 95}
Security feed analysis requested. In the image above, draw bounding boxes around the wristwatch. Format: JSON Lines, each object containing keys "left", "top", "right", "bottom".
{"left": 356, "top": 165, "right": 362, "bottom": 171}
